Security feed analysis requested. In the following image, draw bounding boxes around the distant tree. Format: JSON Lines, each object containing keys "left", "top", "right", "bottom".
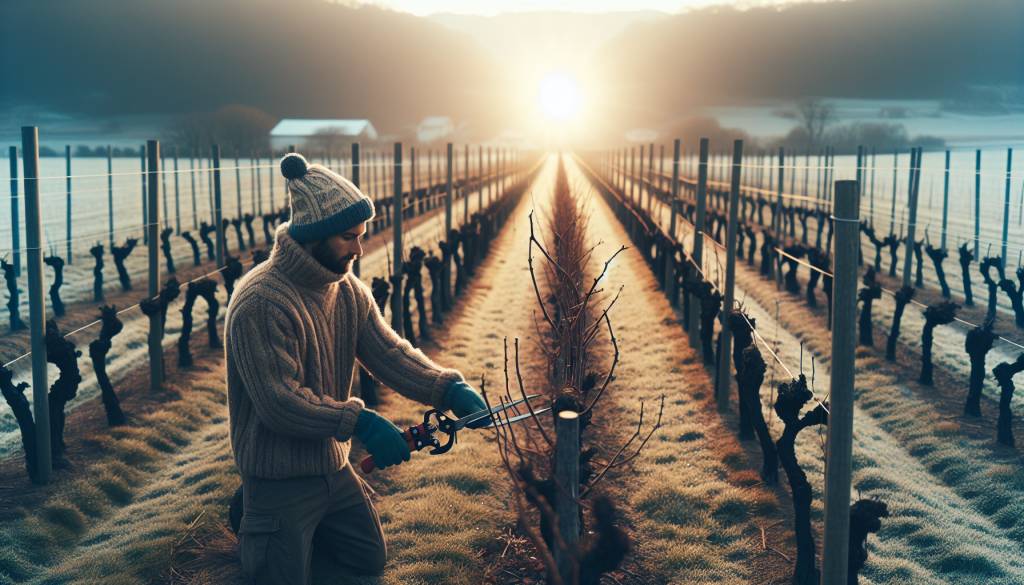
{"left": 776, "top": 121, "right": 945, "bottom": 154}
{"left": 663, "top": 116, "right": 759, "bottom": 149}
{"left": 308, "top": 128, "right": 351, "bottom": 160}
{"left": 166, "top": 104, "right": 276, "bottom": 156}
{"left": 71, "top": 145, "right": 113, "bottom": 158}
{"left": 111, "top": 146, "right": 139, "bottom": 158}
{"left": 795, "top": 98, "right": 835, "bottom": 151}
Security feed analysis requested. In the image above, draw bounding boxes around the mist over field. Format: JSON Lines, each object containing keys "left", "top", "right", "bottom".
{"left": 2, "top": 0, "right": 1021, "bottom": 146}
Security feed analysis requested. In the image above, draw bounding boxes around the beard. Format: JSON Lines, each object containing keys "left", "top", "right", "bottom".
{"left": 311, "top": 241, "right": 355, "bottom": 275}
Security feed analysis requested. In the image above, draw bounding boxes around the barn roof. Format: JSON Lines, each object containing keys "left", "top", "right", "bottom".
{"left": 270, "top": 119, "right": 377, "bottom": 139}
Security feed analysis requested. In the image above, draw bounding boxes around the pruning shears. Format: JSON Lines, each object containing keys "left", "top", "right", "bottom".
{"left": 359, "top": 394, "right": 549, "bottom": 473}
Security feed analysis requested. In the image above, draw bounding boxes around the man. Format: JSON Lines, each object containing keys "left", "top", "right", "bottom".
{"left": 226, "top": 152, "right": 488, "bottom": 584}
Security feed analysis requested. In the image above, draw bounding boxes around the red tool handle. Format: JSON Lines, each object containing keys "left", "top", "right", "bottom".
{"left": 359, "top": 428, "right": 419, "bottom": 474}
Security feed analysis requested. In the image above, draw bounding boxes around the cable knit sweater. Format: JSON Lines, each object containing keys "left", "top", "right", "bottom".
{"left": 226, "top": 224, "right": 464, "bottom": 479}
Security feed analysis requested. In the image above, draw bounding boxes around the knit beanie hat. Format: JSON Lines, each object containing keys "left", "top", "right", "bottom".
{"left": 280, "top": 153, "right": 375, "bottom": 243}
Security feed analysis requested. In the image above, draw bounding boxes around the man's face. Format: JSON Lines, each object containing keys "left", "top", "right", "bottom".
{"left": 309, "top": 222, "right": 366, "bottom": 274}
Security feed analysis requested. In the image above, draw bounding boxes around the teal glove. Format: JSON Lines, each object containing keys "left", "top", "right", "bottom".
{"left": 354, "top": 409, "right": 410, "bottom": 469}
{"left": 445, "top": 381, "right": 491, "bottom": 429}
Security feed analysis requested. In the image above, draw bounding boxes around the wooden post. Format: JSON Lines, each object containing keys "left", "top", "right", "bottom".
{"left": 256, "top": 148, "right": 263, "bottom": 216}
{"left": 801, "top": 151, "right": 810, "bottom": 235}
{"left": 902, "top": 148, "right": 920, "bottom": 288}
{"left": 618, "top": 148, "right": 624, "bottom": 195}
{"left": 619, "top": 147, "right": 625, "bottom": 199}
{"left": 940, "top": 149, "right": 950, "bottom": 251}
{"left": 478, "top": 145, "right": 484, "bottom": 212}
{"left": 889, "top": 150, "right": 898, "bottom": 234}
{"left": 820, "top": 179, "right": 860, "bottom": 584}
{"left": 974, "top": 149, "right": 981, "bottom": 257}
{"left": 65, "top": 145, "right": 72, "bottom": 264}
{"left": 173, "top": 147, "right": 181, "bottom": 234}
{"left": 823, "top": 147, "right": 831, "bottom": 204}
{"left": 855, "top": 145, "right": 863, "bottom": 200}
{"left": 351, "top": 143, "right": 361, "bottom": 278}
{"left": 463, "top": 144, "right": 470, "bottom": 225}
{"left": 190, "top": 153, "right": 198, "bottom": 230}
{"left": 869, "top": 147, "right": 876, "bottom": 226}
{"left": 365, "top": 150, "right": 373, "bottom": 203}
{"left": 9, "top": 146, "right": 21, "bottom": 277}
{"left": 715, "top": 140, "right": 742, "bottom": 412}
{"left": 249, "top": 155, "right": 256, "bottom": 214}
{"left": 107, "top": 146, "right": 115, "bottom": 250}
{"left": 639, "top": 144, "right": 647, "bottom": 210}
{"left": 161, "top": 150, "right": 169, "bottom": 230}
{"left": 666, "top": 139, "right": 681, "bottom": 300}
{"left": 147, "top": 140, "right": 163, "bottom": 391}
{"left": 815, "top": 148, "right": 823, "bottom": 205}
{"left": 411, "top": 147, "right": 417, "bottom": 218}
{"left": 391, "top": 143, "right": 404, "bottom": 335}
{"left": 428, "top": 149, "right": 434, "bottom": 211}
{"left": 286, "top": 145, "right": 297, "bottom": 214}
{"left": 212, "top": 145, "right": 225, "bottom": 267}
{"left": 647, "top": 142, "right": 654, "bottom": 213}
{"left": 234, "top": 152, "right": 243, "bottom": 218}
{"left": 269, "top": 149, "right": 276, "bottom": 211}
{"left": 21, "top": 127, "right": 50, "bottom": 484}
{"left": 444, "top": 143, "right": 453, "bottom": 300}
{"left": 1002, "top": 148, "right": 1013, "bottom": 270}
{"left": 554, "top": 409, "right": 581, "bottom": 584}
{"left": 773, "top": 147, "right": 785, "bottom": 282}
{"left": 141, "top": 144, "right": 148, "bottom": 244}
{"left": 631, "top": 146, "right": 637, "bottom": 207}
{"left": 659, "top": 143, "right": 666, "bottom": 205}
{"left": 205, "top": 156, "right": 214, "bottom": 225}
{"left": 690, "top": 138, "right": 709, "bottom": 348}
{"left": 623, "top": 147, "right": 630, "bottom": 205}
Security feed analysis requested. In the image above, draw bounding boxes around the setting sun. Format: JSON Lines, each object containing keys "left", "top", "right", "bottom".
{"left": 538, "top": 71, "right": 582, "bottom": 122}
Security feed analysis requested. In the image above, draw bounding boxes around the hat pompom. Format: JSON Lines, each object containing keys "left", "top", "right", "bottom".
{"left": 280, "top": 153, "right": 308, "bottom": 180}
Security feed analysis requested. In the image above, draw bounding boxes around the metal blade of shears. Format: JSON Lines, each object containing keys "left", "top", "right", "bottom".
{"left": 452, "top": 394, "right": 543, "bottom": 431}
{"left": 478, "top": 406, "right": 552, "bottom": 429}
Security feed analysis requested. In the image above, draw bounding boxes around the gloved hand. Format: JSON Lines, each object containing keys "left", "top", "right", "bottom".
{"left": 444, "top": 380, "right": 491, "bottom": 429}
{"left": 354, "top": 409, "right": 410, "bottom": 469}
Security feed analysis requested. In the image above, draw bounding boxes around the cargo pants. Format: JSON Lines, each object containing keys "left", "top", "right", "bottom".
{"left": 238, "top": 464, "right": 387, "bottom": 584}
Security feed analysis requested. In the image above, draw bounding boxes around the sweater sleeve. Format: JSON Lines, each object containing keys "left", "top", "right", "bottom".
{"left": 355, "top": 283, "right": 464, "bottom": 409}
{"left": 229, "top": 297, "right": 365, "bottom": 441}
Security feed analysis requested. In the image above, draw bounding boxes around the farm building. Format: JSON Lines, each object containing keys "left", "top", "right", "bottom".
{"left": 269, "top": 118, "right": 379, "bottom": 151}
{"left": 416, "top": 116, "right": 455, "bottom": 142}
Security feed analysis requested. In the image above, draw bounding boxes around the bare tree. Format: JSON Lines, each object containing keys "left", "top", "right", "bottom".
{"left": 308, "top": 128, "right": 350, "bottom": 160}
{"left": 165, "top": 104, "right": 276, "bottom": 155}
{"left": 795, "top": 98, "right": 835, "bottom": 150}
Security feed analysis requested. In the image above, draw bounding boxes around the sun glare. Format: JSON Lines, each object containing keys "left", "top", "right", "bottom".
{"left": 538, "top": 72, "right": 582, "bottom": 122}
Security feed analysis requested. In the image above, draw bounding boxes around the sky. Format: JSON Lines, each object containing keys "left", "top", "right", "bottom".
{"left": 364, "top": 0, "right": 811, "bottom": 16}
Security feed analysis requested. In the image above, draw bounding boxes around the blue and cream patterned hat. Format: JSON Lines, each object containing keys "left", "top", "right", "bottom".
{"left": 280, "top": 153, "right": 375, "bottom": 243}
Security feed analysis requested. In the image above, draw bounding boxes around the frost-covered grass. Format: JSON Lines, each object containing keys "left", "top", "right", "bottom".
{"left": 373, "top": 165, "right": 554, "bottom": 585}
{"left": 610, "top": 163, "right": 1024, "bottom": 584}
{"left": 728, "top": 230, "right": 1024, "bottom": 585}
{"left": 0, "top": 362, "right": 235, "bottom": 585}
{"left": 573, "top": 158, "right": 791, "bottom": 584}
{"left": 0, "top": 170, "right": 506, "bottom": 584}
